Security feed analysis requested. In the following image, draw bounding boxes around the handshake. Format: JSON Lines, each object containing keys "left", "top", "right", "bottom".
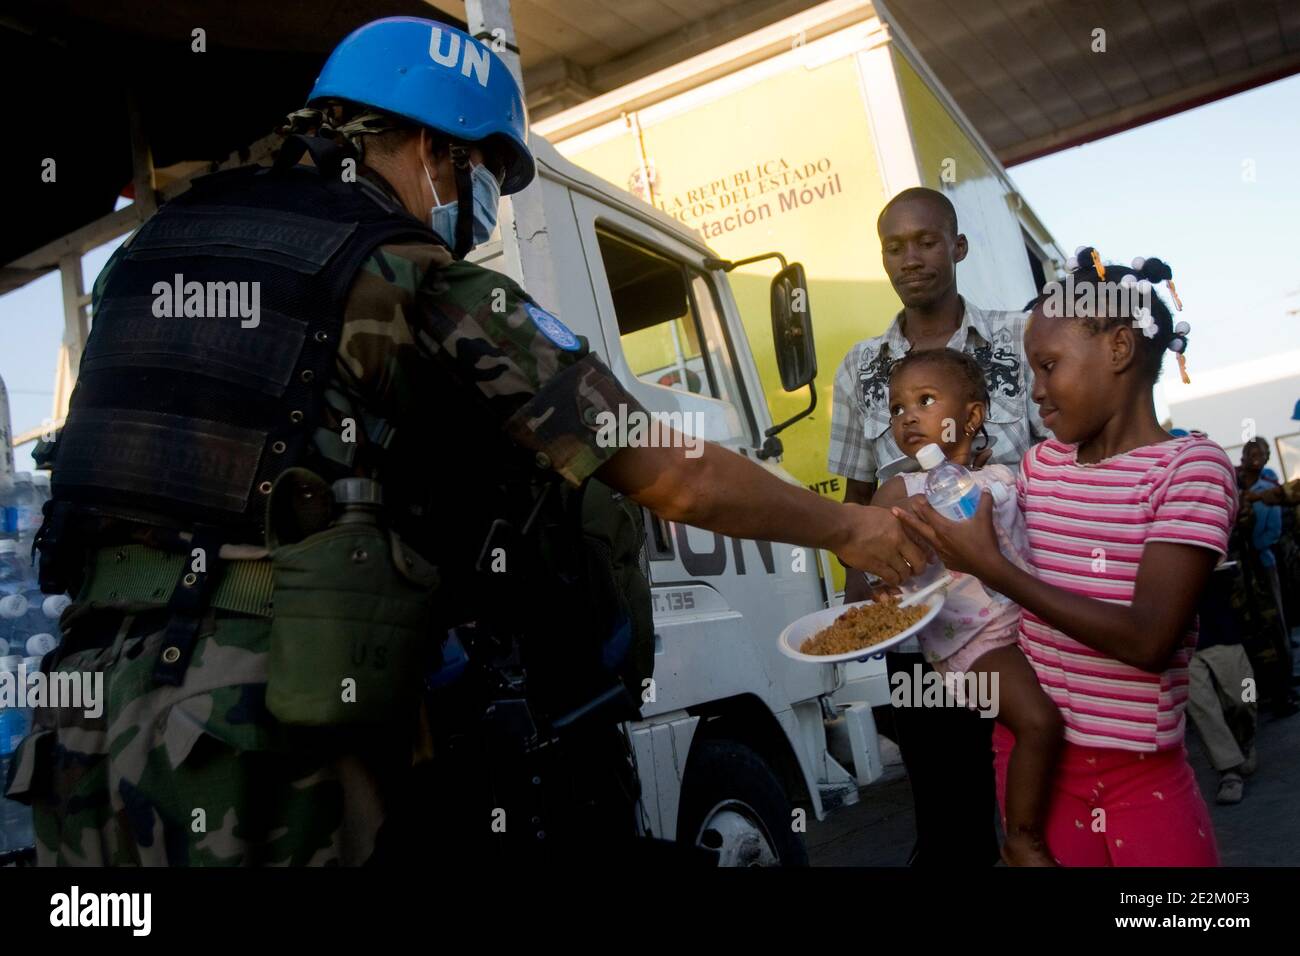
{"left": 832, "top": 500, "right": 932, "bottom": 588}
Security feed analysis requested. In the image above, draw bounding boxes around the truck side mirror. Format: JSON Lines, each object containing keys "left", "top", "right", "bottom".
{"left": 770, "top": 262, "right": 817, "bottom": 391}
{"left": 754, "top": 262, "right": 818, "bottom": 460}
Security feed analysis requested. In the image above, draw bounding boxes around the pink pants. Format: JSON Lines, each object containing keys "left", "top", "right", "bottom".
{"left": 992, "top": 724, "right": 1220, "bottom": 866}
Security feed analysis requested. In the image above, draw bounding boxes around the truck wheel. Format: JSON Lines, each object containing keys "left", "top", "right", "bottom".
{"left": 677, "top": 738, "right": 809, "bottom": 867}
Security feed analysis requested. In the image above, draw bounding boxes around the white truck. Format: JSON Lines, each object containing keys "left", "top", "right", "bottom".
{"left": 471, "top": 136, "right": 888, "bottom": 866}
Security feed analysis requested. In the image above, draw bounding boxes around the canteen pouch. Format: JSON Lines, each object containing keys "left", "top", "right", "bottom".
{"left": 265, "top": 476, "right": 439, "bottom": 727}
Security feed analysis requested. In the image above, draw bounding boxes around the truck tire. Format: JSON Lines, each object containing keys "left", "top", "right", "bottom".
{"left": 677, "top": 738, "right": 809, "bottom": 867}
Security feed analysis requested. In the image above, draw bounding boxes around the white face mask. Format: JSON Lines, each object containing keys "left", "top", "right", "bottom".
{"left": 422, "top": 157, "right": 501, "bottom": 251}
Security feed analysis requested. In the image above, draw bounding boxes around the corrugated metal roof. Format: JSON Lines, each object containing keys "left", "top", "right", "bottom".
{"left": 456, "top": 0, "right": 1300, "bottom": 163}
{"left": 877, "top": 0, "right": 1300, "bottom": 163}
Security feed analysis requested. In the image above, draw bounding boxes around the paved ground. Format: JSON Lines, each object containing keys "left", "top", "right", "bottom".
{"left": 809, "top": 694, "right": 1300, "bottom": 867}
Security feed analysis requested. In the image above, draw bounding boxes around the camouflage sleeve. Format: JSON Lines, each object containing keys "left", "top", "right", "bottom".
{"left": 411, "top": 259, "right": 643, "bottom": 486}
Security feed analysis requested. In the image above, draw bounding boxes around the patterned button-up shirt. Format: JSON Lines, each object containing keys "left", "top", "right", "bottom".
{"left": 828, "top": 298, "right": 1045, "bottom": 484}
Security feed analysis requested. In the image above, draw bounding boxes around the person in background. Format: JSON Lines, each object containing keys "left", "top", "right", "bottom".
{"left": 1235, "top": 440, "right": 1298, "bottom": 717}
{"left": 1247, "top": 412, "right": 1300, "bottom": 668}
{"left": 1187, "top": 556, "right": 1258, "bottom": 805}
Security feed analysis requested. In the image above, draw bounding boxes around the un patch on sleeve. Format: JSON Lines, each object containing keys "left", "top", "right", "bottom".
{"left": 525, "top": 302, "right": 581, "bottom": 352}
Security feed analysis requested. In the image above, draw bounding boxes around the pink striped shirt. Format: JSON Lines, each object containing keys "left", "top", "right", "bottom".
{"left": 1016, "top": 435, "right": 1237, "bottom": 752}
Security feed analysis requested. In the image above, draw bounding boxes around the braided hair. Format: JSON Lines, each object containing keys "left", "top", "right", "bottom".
{"left": 1031, "top": 248, "right": 1190, "bottom": 383}
{"left": 888, "top": 347, "right": 992, "bottom": 451}
{"left": 888, "top": 347, "right": 989, "bottom": 407}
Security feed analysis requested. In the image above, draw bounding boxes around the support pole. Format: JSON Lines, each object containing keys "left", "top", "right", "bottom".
{"left": 0, "top": 374, "right": 14, "bottom": 480}
{"left": 52, "top": 253, "right": 89, "bottom": 423}
{"left": 464, "top": 0, "right": 559, "bottom": 311}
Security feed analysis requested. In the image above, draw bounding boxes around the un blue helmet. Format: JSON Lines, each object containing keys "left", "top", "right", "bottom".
{"left": 308, "top": 17, "right": 535, "bottom": 195}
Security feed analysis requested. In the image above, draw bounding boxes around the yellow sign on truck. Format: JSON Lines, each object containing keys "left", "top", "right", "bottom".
{"left": 535, "top": 0, "right": 1064, "bottom": 590}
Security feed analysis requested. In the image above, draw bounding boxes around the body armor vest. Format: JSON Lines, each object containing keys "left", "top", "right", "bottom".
{"left": 50, "top": 135, "right": 438, "bottom": 543}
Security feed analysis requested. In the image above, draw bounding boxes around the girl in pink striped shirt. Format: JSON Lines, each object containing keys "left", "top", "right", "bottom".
{"left": 898, "top": 250, "right": 1236, "bottom": 866}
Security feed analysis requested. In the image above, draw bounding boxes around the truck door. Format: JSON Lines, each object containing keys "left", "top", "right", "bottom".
{"left": 568, "top": 194, "right": 833, "bottom": 714}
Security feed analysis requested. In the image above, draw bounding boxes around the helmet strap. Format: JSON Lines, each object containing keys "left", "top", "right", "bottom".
{"left": 450, "top": 143, "right": 475, "bottom": 259}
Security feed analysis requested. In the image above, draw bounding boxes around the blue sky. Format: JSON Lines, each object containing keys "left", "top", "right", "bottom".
{"left": 1009, "top": 73, "right": 1300, "bottom": 413}
{"left": 2, "top": 73, "right": 1298, "bottom": 473}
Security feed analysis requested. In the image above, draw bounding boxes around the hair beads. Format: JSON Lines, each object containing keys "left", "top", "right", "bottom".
{"left": 1166, "top": 280, "right": 1183, "bottom": 311}
{"left": 1053, "top": 248, "right": 1192, "bottom": 384}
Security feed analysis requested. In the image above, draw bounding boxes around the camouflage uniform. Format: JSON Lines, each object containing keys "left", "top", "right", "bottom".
{"left": 5, "top": 166, "right": 639, "bottom": 865}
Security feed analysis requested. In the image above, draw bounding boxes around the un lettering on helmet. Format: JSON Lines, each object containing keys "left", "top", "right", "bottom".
{"left": 429, "top": 26, "right": 491, "bottom": 88}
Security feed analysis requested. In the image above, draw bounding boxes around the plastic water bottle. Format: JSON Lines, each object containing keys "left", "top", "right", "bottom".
{"left": 10, "top": 474, "right": 40, "bottom": 537}
{"left": 0, "top": 540, "right": 23, "bottom": 590}
{"left": 42, "top": 594, "right": 72, "bottom": 623}
{"left": 916, "top": 443, "right": 982, "bottom": 521}
{"left": 0, "top": 473, "right": 17, "bottom": 541}
{"left": 0, "top": 653, "right": 34, "bottom": 853}
{"left": 0, "top": 751, "right": 11, "bottom": 854}
{"left": 0, "top": 655, "right": 27, "bottom": 753}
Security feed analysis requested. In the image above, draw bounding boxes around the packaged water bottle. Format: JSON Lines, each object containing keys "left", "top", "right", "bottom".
{"left": 0, "top": 751, "right": 10, "bottom": 854}
{"left": 0, "top": 654, "right": 31, "bottom": 852}
{"left": 7, "top": 656, "right": 41, "bottom": 849}
{"left": 43, "top": 594, "right": 73, "bottom": 623}
{"left": 27, "top": 633, "right": 58, "bottom": 658}
{"left": 0, "top": 591, "right": 27, "bottom": 621}
{"left": 11, "top": 473, "right": 41, "bottom": 537}
{"left": 0, "top": 655, "right": 27, "bottom": 755}
{"left": 0, "top": 659, "right": 35, "bottom": 854}
{"left": 0, "top": 474, "right": 17, "bottom": 540}
{"left": 0, "top": 540, "right": 23, "bottom": 589}
{"left": 916, "top": 443, "right": 982, "bottom": 521}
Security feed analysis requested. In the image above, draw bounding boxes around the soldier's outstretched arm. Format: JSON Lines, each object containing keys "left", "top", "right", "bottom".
{"left": 404, "top": 274, "right": 925, "bottom": 583}
{"left": 598, "top": 440, "right": 929, "bottom": 586}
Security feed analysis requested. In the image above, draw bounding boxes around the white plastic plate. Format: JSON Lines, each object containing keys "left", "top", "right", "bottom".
{"left": 777, "top": 594, "right": 945, "bottom": 664}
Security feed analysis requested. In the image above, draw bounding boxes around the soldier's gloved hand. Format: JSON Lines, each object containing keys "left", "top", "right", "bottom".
{"left": 834, "top": 504, "right": 931, "bottom": 587}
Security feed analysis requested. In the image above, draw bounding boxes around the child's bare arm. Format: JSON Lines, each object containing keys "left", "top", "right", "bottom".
{"left": 973, "top": 644, "right": 1062, "bottom": 866}
{"left": 896, "top": 496, "right": 1217, "bottom": 672}
{"left": 981, "top": 542, "right": 1215, "bottom": 672}
{"left": 869, "top": 475, "right": 908, "bottom": 509}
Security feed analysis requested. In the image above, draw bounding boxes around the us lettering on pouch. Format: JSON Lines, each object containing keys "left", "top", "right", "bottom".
{"left": 351, "top": 636, "right": 389, "bottom": 669}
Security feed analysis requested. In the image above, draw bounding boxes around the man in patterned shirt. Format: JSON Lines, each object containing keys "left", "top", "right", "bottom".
{"left": 828, "top": 187, "right": 1047, "bottom": 866}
